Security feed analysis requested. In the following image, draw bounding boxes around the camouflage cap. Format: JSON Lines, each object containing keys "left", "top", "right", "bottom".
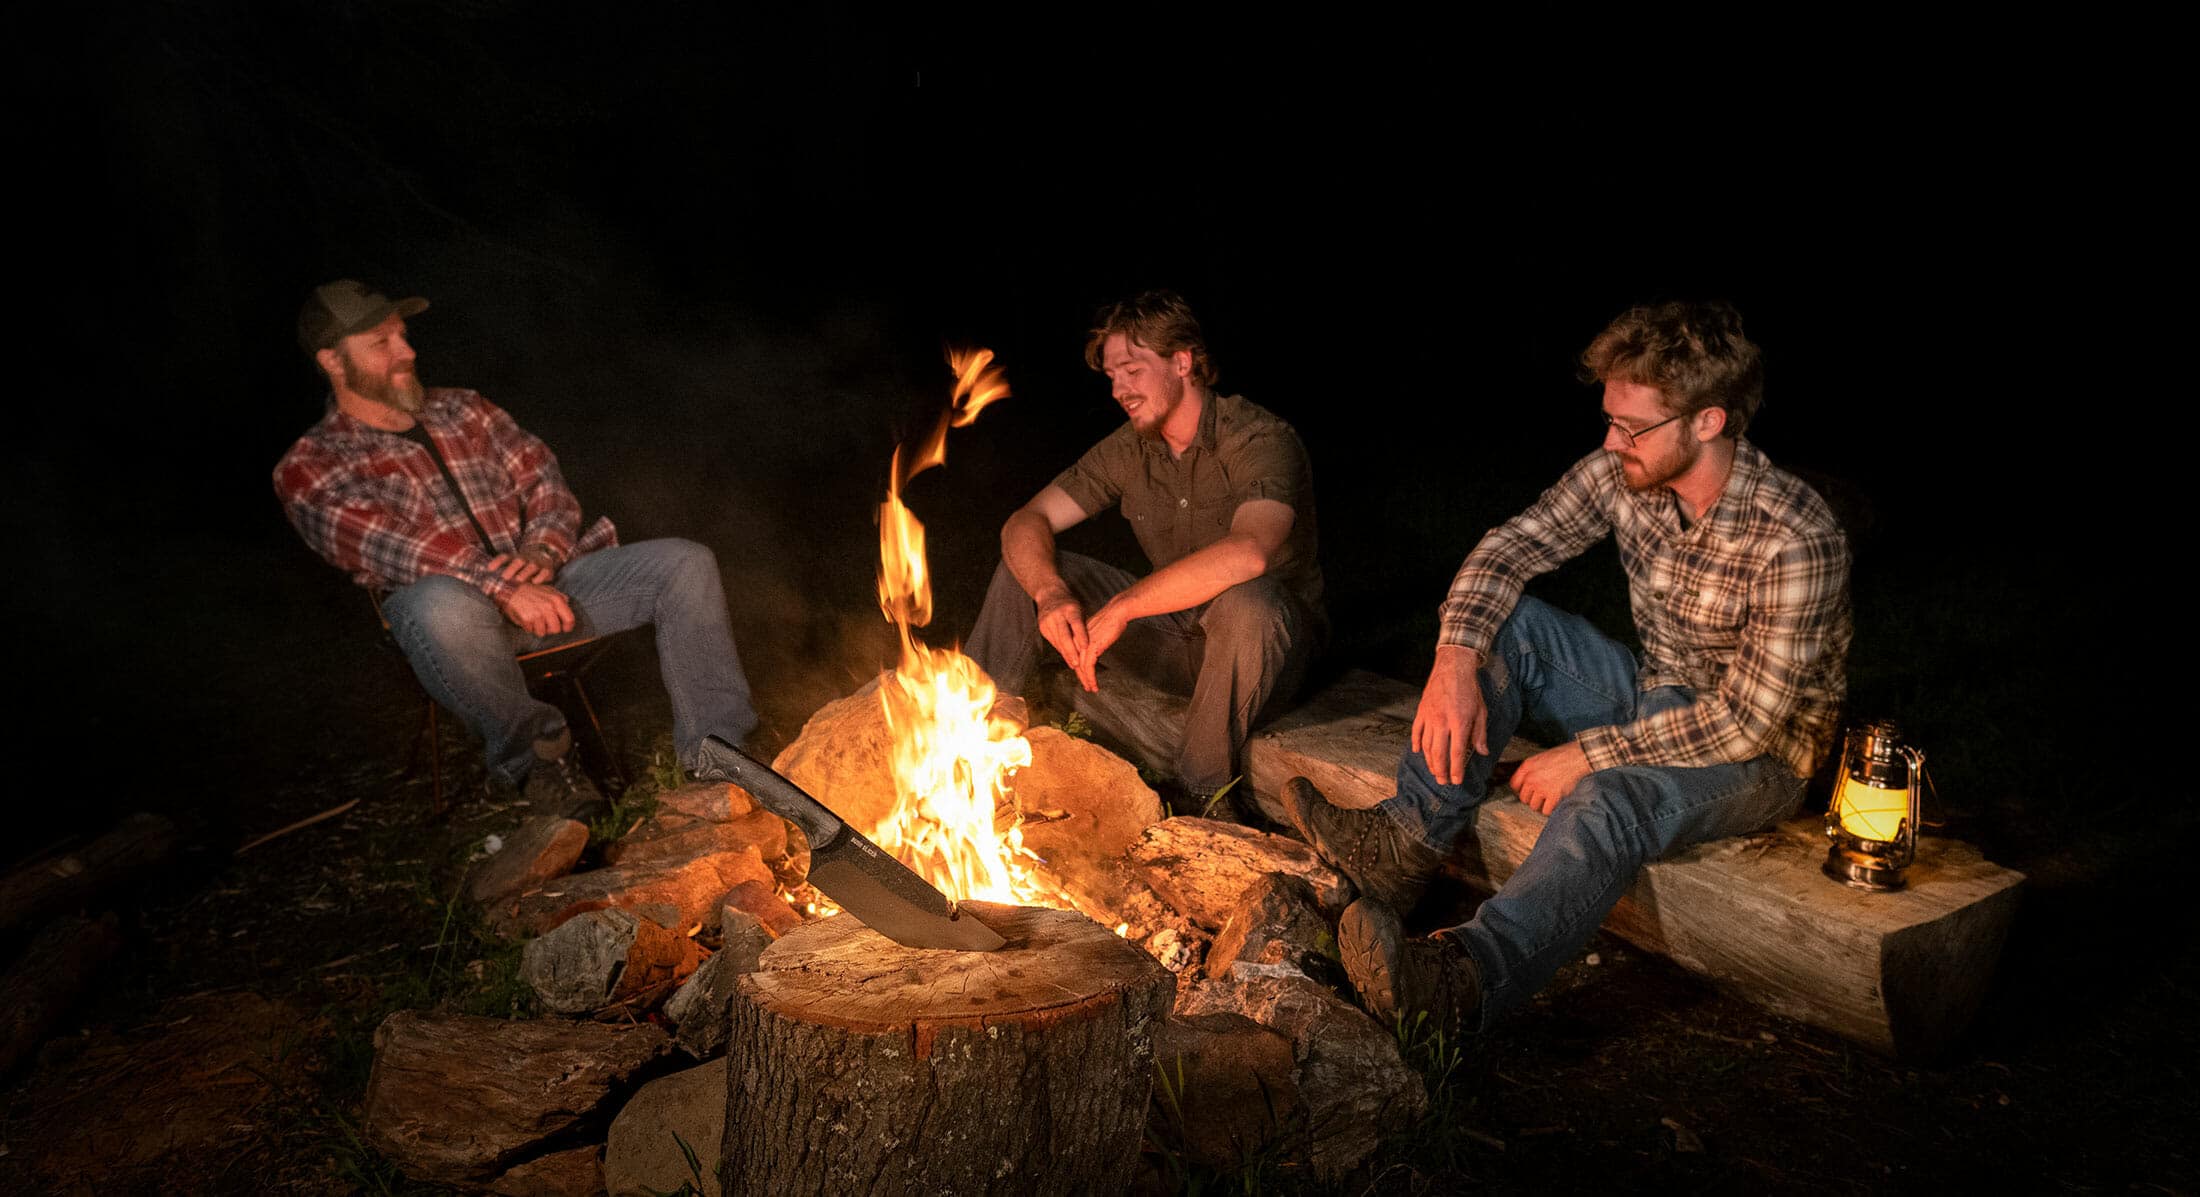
{"left": 298, "top": 279, "right": 428, "bottom": 354}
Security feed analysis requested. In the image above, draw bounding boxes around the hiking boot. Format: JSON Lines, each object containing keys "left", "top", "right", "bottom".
{"left": 523, "top": 728, "right": 605, "bottom": 820}
{"left": 1279, "top": 776, "right": 1442, "bottom": 910}
{"left": 1338, "top": 897, "right": 1483, "bottom": 1038}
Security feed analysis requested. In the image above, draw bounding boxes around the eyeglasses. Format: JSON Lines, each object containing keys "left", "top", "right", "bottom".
{"left": 1603, "top": 412, "right": 1684, "bottom": 448}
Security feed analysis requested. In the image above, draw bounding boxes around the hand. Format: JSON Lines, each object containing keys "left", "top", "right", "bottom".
{"left": 497, "top": 583, "right": 575, "bottom": 637}
{"left": 519, "top": 543, "right": 562, "bottom": 580}
{"left": 1034, "top": 590, "right": 1090, "bottom": 682}
{"left": 1510, "top": 742, "right": 1592, "bottom": 815}
{"left": 487, "top": 552, "right": 554, "bottom": 586}
{"left": 1411, "top": 645, "right": 1488, "bottom": 786}
{"left": 1075, "top": 597, "right": 1133, "bottom": 692}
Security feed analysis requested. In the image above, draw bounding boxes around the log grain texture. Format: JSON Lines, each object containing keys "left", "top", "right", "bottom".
{"left": 721, "top": 902, "right": 1173, "bottom": 1196}
{"left": 1243, "top": 670, "right": 2026, "bottom": 1059}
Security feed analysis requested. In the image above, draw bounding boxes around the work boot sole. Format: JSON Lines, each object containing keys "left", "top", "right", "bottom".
{"left": 1339, "top": 897, "right": 1408, "bottom": 1028}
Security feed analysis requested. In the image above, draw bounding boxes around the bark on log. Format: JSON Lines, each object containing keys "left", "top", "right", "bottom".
{"left": 0, "top": 913, "right": 123, "bottom": 1076}
{"left": 720, "top": 902, "right": 1173, "bottom": 1196}
{"left": 0, "top": 813, "right": 175, "bottom": 936}
{"left": 1246, "top": 670, "right": 2026, "bottom": 1059}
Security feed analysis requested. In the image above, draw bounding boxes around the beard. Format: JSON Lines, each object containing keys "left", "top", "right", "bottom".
{"left": 344, "top": 357, "right": 426, "bottom": 414}
{"left": 1618, "top": 434, "right": 1699, "bottom": 492}
{"left": 1123, "top": 383, "right": 1183, "bottom": 443}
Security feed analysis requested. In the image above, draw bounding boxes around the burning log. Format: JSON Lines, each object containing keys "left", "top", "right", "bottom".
{"left": 720, "top": 903, "right": 1173, "bottom": 1196}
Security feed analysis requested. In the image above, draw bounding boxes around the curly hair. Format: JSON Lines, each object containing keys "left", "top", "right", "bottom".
{"left": 1082, "top": 290, "right": 1217, "bottom": 386}
{"left": 1581, "top": 300, "right": 1763, "bottom": 438}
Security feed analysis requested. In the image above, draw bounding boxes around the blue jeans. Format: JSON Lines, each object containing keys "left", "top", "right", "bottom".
{"left": 1376, "top": 597, "right": 1803, "bottom": 1030}
{"left": 380, "top": 538, "right": 758, "bottom": 784}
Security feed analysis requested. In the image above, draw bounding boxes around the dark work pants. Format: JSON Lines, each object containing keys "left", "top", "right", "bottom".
{"left": 964, "top": 552, "right": 1318, "bottom": 792}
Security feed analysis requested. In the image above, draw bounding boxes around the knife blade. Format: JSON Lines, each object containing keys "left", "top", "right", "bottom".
{"left": 691, "top": 735, "right": 1006, "bottom": 952}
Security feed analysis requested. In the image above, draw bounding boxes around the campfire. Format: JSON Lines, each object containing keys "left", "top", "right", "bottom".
{"left": 860, "top": 349, "right": 1077, "bottom": 910}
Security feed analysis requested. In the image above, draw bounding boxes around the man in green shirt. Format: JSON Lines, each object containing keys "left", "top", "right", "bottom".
{"left": 966, "top": 291, "right": 1324, "bottom": 809}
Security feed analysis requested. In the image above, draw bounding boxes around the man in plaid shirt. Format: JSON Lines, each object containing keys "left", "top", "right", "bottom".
{"left": 1280, "top": 300, "right": 1852, "bottom": 1036}
{"left": 275, "top": 280, "right": 757, "bottom": 805}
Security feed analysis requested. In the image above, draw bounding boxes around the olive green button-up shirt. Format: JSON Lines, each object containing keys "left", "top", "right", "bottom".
{"left": 1050, "top": 392, "right": 1323, "bottom": 614}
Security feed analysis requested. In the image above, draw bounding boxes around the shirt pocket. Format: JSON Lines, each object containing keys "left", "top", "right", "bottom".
{"left": 1676, "top": 579, "right": 1748, "bottom": 648}
{"left": 1192, "top": 495, "right": 1238, "bottom": 543}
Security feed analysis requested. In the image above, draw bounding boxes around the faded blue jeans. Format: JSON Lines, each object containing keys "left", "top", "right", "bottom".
{"left": 1376, "top": 596, "right": 1803, "bottom": 1030}
{"left": 380, "top": 538, "right": 758, "bottom": 784}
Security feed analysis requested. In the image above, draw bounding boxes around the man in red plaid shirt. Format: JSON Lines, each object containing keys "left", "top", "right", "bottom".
{"left": 1279, "top": 300, "right": 1852, "bottom": 1038}
{"left": 275, "top": 280, "right": 757, "bottom": 806}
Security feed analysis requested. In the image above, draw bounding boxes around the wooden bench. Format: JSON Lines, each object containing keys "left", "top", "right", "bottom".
{"left": 1071, "top": 668, "right": 2025, "bottom": 1060}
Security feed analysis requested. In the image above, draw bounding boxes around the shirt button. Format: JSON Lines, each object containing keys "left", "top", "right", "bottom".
{"left": 1178, "top": 498, "right": 1189, "bottom": 508}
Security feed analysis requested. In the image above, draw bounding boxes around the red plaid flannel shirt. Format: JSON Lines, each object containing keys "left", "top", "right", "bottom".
{"left": 1438, "top": 440, "right": 1851, "bottom": 779}
{"left": 273, "top": 388, "right": 617, "bottom": 602}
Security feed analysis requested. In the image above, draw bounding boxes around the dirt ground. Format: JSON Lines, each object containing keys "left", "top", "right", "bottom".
{"left": 3, "top": 600, "right": 2195, "bottom": 1195}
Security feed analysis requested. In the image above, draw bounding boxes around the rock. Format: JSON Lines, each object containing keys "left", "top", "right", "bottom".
{"left": 487, "top": 1144, "right": 604, "bottom": 1196}
{"left": 466, "top": 817, "right": 590, "bottom": 906}
{"left": 667, "top": 911, "right": 772, "bottom": 1058}
{"left": 522, "top": 908, "right": 703, "bottom": 1015}
{"left": 489, "top": 848, "right": 775, "bottom": 937}
{"left": 605, "top": 782, "right": 801, "bottom": 877}
{"left": 653, "top": 780, "right": 756, "bottom": 822}
{"left": 1205, "top": 874, "right": 1332, "bottom": 980}
{"left": 718, "top": 879, "right": 804, "bottom": 938}
{"left": 604, "top": 1058, "right": 726, "bottom": 1197}
{"left": 1126, "top": 818, "right": 1352, "bottom": 931}
{"left": 1146, "top": 927, "right": 1200, "bottom": 974}
{"left": 770, "top": 679, "right": 901, "bottom": 835}
{"left": 1176, "top": 972, "right": 1426, "bottom": 1179}
{"left": 1151, "top": 1012, "right": 1300, "bottom": 1170}
{"left": 364, "top": 1011, "right": 668, "bottom": 1187}
{"left": 1012, "top": 726, "right": 1165, "bottom": 903}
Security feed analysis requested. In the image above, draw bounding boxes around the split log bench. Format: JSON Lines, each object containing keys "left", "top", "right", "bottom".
{"left": 1070, "top": 668, "right": 2024, "bottom": 1060}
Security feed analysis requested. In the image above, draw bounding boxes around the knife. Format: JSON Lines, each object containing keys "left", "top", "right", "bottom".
{"left": 691, "top": 735, "right": 1006, "bottom": 952}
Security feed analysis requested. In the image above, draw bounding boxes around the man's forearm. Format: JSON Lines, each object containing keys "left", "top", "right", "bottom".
{"left": 1103, "top": 535, "right": 1268, "bottom": 621}
{"left": 1001, "top": 510, "right": 1074, "bottom": 606}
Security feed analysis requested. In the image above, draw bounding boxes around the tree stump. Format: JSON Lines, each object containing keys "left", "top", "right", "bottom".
{"left": 721, "top": 902, "right": 1174, "bottom": 1196}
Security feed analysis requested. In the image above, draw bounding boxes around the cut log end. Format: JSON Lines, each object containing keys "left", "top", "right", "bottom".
{"left": 722, "top": 903, "right": 1174, "bottom": 1197}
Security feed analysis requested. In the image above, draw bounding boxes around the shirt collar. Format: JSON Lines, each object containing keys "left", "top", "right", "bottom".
{"left": 1701, "top": 438, "right": 1766, "bottom": 541}
{"left": 1140, "top": 388, "right": 1223, "bottom": 460}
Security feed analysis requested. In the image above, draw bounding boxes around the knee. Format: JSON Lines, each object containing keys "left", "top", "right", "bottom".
{"left": 383, "top": 575, "right": 500, "bottom": 646}
{"left": 661, "top": 537, "right": 716, "bottom": 574}
{"left": 1201, "top": 577, "right": 1290, "bottom": 639}
{"left": 646, "top": 538, "right": 722, "bottom": 597}
{"left": 1494, "top": 595, "right": 1560, "bottom": 651}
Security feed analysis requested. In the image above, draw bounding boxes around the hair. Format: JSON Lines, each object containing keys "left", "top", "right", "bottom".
{"left": 1580, "top": 300, "right": 1763, "bottom": 438}
{"left": 1083, "top": 290, "right": 1217, "bottom": 386}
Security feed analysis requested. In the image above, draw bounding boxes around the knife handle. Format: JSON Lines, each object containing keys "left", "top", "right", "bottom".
{"left": 695, "top": 736, "right": 845, "bottom": 845}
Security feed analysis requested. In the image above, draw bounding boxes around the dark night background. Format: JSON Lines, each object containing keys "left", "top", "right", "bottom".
{"left": 8, "top": 5, "right": 2182, "bottom": 1186}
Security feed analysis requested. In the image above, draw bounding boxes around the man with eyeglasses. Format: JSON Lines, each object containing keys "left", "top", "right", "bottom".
{"left": 1279, "top": 300, "right": 1852, "bottom": 1038}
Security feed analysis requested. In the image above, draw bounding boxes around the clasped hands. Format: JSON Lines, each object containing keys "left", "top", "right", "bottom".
{"left": 1410, "top": 645, "right": 1592, "bottom": 814}
{"left": 490, "top": 547, "right": 574, "bottom": 637}
{"left": 1035, "top": 590, "right": 1133, "bottom": 693}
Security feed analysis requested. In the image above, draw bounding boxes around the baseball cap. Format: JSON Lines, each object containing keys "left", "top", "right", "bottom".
{"left": 298, "top": 279, "right": 429, "bottom": 354}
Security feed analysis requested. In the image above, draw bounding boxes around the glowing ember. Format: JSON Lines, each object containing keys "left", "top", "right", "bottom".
{"left": 865, "top": 349, "right": 1069, "bottom": 907}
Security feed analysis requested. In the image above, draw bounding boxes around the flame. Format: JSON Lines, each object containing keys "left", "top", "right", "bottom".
{"left": 864, "top": 347, "right": 1069, "bottom": 907}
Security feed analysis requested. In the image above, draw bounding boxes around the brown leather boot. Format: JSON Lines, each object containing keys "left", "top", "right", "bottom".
{"left": 1338, "top": 897, "right": 1483, "bottom": 1038}
{"left": 1279, "top": 776, "right": 1443, "bottom": 910}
